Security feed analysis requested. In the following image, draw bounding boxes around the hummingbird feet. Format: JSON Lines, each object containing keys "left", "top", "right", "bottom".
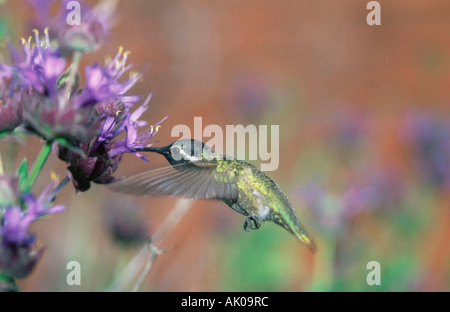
{"left": 243, "top": 216, "right": 261, "bottom": 232}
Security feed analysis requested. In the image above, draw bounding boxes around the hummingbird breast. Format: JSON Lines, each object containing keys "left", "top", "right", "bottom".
{"left": 221, "top": 163, "right": 282, "bottom": 222}
{"left": 222, "top": 187, "right": 272, "bottom": 221}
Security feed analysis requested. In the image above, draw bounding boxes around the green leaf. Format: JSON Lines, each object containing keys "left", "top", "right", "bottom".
{"left": 16, "top": 158, "right": 28, "bottom": 192}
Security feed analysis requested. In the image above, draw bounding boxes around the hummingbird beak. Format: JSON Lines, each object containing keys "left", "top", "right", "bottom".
{"left": 136, "top": 144, "right": 171, "bottom": 155}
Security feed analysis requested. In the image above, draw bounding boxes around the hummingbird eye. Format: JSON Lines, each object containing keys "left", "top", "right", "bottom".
{"left": 171, "top": 146, "right": 181, "bottom": 155}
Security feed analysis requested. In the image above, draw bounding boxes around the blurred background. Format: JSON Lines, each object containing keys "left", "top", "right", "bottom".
{"left": 0, "top": 0, "right": 449, "bottom": 291}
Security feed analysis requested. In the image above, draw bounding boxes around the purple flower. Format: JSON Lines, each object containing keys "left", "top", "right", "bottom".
{"left": 56, "top": 98, "right": 127, "bottom": 192}
{"left": 5, "top": 32, "right": 167, "bottom": 192}
{"left": 5, "top": 28, "right": 166, "bottom": 194}
{"left": 0, "top": 99, "right": 22, "bottom": 134}
{"left": 0, "top": 63, "right": 13, "bottom": 80}
{"left": 9, "top": 31, "right": 66, "bottom": 97}
{"left": 0, "top": 176, "right": 65, "bottom": 279}
{"left": 1, "top": 182, "right": 65, "bottom": 246}
{"left": 0, "top": 64, "right": 23, "bottom": 133}
{"left": 7, "top": 32, "right": 142, "bottom": 143}
{"left": 1, "top": 207, "right": 36, "bottom": 246}
{"left": 7, "top": 31, "right": 99, "bottom": 141}
{"left": 108, "top": 95, "right": 168, "bottom": 161}
{"left": 76, "top": 48, "right": 142, "bottom": 107}
{"left": 58, "top": 95, "right": 167, "bottom": 192}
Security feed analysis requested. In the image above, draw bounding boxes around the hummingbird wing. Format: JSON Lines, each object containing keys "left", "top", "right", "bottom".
{"left": 107, "top": 162, "right": 239, "bottom": 200}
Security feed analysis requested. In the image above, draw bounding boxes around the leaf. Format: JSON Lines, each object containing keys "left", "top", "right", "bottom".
{"left": 16, "top": 158, "right": 28, "bottom": 192}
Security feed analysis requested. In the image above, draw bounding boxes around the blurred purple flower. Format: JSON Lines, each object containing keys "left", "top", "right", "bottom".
{"left": 404, "top": 112, "right": 450, "bottom": 189}
{"left": 0, "top": 64, "right": 13, "bottom": 82}
{"left": 61, "top": 12, "right": 106, "bottom": 53}
{"left": 299, "top": 167, "right": 405, "bottom": 232}
{"left": 27, "top": 0, "right": 117, "bottom": 53}
{"left": 0, "top": 243, "right": 45, "bottom": 280}
{"left": 103, "top": 196, "right": 149, "bottom": 247}
{"left": 230, "top": 76, "right": 271, "bottom": 121}
{"left": 365, "top": 167, "right": 405, "bottom": 209}
{"left": 299, "top": 182, "right": 346, "bottom": 230}
{"left": 330, "top": 109, "right": 369, "bottom": 151}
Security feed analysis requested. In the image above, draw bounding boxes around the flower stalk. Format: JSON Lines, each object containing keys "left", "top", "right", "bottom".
{"left": 25, "top": 140, "right": 53, "bottom": 192}
{"left": 106, "top": 199, "right": 194, "bottom": 292}
{"left": 131, "top": 243, "right": 164, "bottom": 292}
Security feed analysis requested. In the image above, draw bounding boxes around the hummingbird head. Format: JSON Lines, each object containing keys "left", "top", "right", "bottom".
{"left": 144, "top": 139, "right": 215, "bottom": 166}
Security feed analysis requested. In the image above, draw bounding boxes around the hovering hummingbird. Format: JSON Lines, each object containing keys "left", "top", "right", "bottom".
{"left": 108, "top": 139, "right": 316, "bottom": 253}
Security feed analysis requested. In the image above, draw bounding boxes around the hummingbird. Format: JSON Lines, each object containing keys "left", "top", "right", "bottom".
{"left": 108, "top": 139, "right": 316, "bottom": 253}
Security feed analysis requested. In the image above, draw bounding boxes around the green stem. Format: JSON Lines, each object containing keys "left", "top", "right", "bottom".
{"left": 25, "top": 141, "right": 53, "bottom": 192}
